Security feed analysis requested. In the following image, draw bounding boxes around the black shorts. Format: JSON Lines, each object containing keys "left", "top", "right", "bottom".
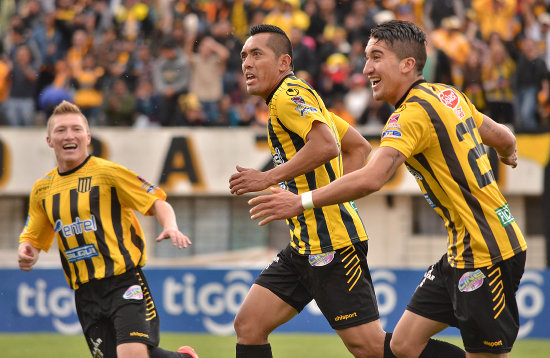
{"left": 75, "top": 267, "right": 161, "bottom": 358}
{"left": 255, "top": 241, "right": 379, "bottom": 330}
{"left": 407, "top": 251, "right": 526, "bottom": 354}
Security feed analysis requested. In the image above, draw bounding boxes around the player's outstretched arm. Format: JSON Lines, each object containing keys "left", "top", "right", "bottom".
{"left": 18, "top": 241, "right": 40, "bottom": 271}
{"left": 148, "top": 199, "right": 192, "bottom": 249}
{"left": 229, "top": 121, "right": 339, "bottom": 195}
{"left": 249, "top": 147, "right": 406, "bottom": 225}
{"left": 478, "top": 114, "right": 518, "bottom": 168}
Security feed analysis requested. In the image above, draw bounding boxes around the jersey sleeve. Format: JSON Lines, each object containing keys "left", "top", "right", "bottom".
{"left": 109, "top": 163, "right": 167, "bottom": 215}
{"left": 275, "top": 87, "right": 332, "bottom": 140}
{"left": 19, "top": 181, "right": 55, "bottom": 252}
{"left": 379, "top": 106, "right": 431, "bottom": 158}
{"left": 331, "top": 112, "right": 350, "bottom": 141}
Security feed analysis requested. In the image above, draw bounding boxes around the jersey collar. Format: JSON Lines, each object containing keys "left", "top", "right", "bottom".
{"left": 265, "top": 74, "right": 294, "bottom": 105}
{"left": 394, "top": 79, "right": 426, "bottom": 109}
{"left": 58, "top": 155, "right": 92, "bottom": 176}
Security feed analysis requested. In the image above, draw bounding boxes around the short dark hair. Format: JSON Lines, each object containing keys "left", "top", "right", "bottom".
{"left": 249, "top": 24, "right": 293, "bottom": 69}
{"left": 370, "top": 20, "right": 427, "bottom": 75}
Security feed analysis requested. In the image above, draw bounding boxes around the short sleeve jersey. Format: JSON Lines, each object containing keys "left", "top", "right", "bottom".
{"left": 380, "top": 81, "right": 527, "bottom": 269}
{"left": 266, "top": 75, "right": 368, "bottom": 255}
{"left": 19, "top": 155, "right": 166, "bottom": 289}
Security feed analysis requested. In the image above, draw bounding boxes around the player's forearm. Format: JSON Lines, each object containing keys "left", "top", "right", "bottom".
{"left": 150, "top": 200, "right": 179, "bottom": 230}
{"left": 265, "top": 140, "right": 338, "bottom": 185}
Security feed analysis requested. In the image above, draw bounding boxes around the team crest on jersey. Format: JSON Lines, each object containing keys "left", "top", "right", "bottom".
{"left": 291, "top": 96, "right": 318, "bottom": 117}
{"left": 458, "top": 270, "right": 486, "bottom": 292}
{"left": 78, "top": 176, "right": 92, "bottom": 193}
{"left": 439, "top": 89, "right": 459, "bottom": 109}
{"left": 286, "top": 87, "right": 299, "bottom": 96}
{"left": 123, "top": 285, "right": 144, "bottom": 300}
{"left": 137, "top": 176, "right": 158, "bottom": 194}
{"left": 308, "top": 252, "right": 335, "bottom": 266}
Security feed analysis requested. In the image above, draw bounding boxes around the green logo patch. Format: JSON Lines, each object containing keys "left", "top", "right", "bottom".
{"left": 495, "top": 203, "right": 514, "bottom": 227}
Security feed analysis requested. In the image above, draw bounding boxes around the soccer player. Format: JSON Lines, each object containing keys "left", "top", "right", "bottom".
{"left": 248, "top": 20, "right": 527, "bottom": 358}
{"left": 17, "top": 101, "right": 199, "bottom": 358}
{"left": 230, "top": 24, "right": 396, "bottom": 358}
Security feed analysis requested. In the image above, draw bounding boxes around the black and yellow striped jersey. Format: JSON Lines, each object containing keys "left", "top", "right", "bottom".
{"left": 19, "top": 155, "right": 166, "bottom": 289}
{"left": 380, "top": 80, "right": 527, "bottom": 269}
{"left": 266, "top": 75, "right": 368, "bottom": 255}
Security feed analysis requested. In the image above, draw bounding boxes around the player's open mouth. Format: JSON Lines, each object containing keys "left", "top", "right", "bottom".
{"left": 63, "top": 144, "right": 77, "bottom": 150}
{"left": 370, "top": 78, "right": 381, "bottom": 88}
{"left": 245, "top": 73, "right": 255, "bottom": 84}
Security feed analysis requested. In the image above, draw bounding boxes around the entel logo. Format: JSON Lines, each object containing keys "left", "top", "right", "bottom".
{"left": 54, "top": 215, "right": 97, "bottom": 238}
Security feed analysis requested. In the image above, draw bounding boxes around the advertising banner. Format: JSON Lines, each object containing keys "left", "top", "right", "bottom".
{"left": 1, "top": 268, "right": 547, "bottom": 338}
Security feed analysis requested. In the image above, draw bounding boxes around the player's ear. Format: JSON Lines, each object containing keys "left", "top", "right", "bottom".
{"left": 400, "top": 57, "right": 416, "bottom": 74}
{"left": 46, "top": 136, "right": 53, "bottom": 148}
{"left": 279, "top": 54, "right": 292, "bottom": 72}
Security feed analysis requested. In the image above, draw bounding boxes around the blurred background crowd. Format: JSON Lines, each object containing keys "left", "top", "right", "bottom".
{"left": 0, "top": 0, "right": 549, "bottom": 132}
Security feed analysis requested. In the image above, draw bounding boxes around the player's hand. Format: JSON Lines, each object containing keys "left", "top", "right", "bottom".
{"left": 155, "top": 228, "right": 192, "bottom": 249}
{"left": 248, "top": 187, "right": 304, "bottom": 225}
{"left": 498, "top": 148, "right": 518, "bottom": 168}
{"left": 18, "top": 242, "right": 39, "bottom": 271}
{"left": 229, "top": 165, "right": 271, "bottom": 195}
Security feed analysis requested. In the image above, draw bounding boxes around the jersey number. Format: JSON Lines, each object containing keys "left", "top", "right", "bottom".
{"left": 456, "top": 117, "right": 495, "bottom": 188}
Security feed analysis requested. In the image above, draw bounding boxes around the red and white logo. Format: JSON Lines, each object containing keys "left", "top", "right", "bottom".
{"left": 439, "top": 89, "right": 459, "bottom": 109}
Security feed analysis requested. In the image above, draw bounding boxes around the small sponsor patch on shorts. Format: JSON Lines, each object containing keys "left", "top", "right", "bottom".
{"left": 123, "top": 285, "right": 143, "bottom": 300}
{"left": 308, "top": 252, "right": 335, "bottom": 266}
{"left": 458, "top": 269, "right": 486, "bottom": 292}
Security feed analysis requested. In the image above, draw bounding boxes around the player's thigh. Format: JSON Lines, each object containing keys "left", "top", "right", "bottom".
{"left": 117, "top": 342, "right": 149, "bottom": 358}
{"left": 393, "top": 310, "right": 449, "bottom": 348}
{"left": 234, "top": 283, "right": 298, "bottom": 339}
{"left": 83, "top": 318, "right": 118, "bottom": 358}
{"left": 309, "top": 242, "right": 380, "bottom": 330}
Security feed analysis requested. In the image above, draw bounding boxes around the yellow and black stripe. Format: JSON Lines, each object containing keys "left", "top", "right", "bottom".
{"left": 20, "top": 155, "right": 165, "bottom": 289}
{"left": 266, "top": 75, "right": 368, "bottom": 255}
{"left": 381, "top": 81, "right": 526, "bottom": 269}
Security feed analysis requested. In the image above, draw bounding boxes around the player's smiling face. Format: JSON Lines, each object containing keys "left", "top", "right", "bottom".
{"left": 241, "top": 33, "right": 288, "bottom": 100}
{"left": 47, "top": 113, "right": 91, "bottom": 172}
{"left": 363, "top": 38, "right": 407, "bottom": 106}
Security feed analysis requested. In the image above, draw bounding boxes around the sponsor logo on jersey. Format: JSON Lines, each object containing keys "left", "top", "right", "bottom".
{"left": 439, "top": 89, "right": 459, "bottom": 109}
{"left": 54, "top": 215, "right": 97, "bottom": 238}
{"left": 454, "top": 106, "right": 465, "bottom": 119}
{"left": 406, "top": 165, "right": 423, "bottom": 180}
{"left": 386, "top": 114, "right": 402, "bottom": 129}
{"left": 123, "top": 285, "right": 144, "bottom": 300}
{"left": 290, "top": 96, "right": 318, "bottom": 117}
{"left": 137, "top": 176, "right": 158, "bottom": 194}
{"left": 423, "top": 193, "right": 436, "bottom": 208}
{"left": 458, "top": 269, "right": 486, "bottom": 292}
{"left": 495, "top": 203, "right": 515, "bottom": 227}
{"left": 77, "top": 176, "right": 92, "bottom": 193}
{"left": 382, "top": 129, "right": 402, "bottom": 139}
{"left": 286, "top": 87, "right": 299, "bottom": 96}
{"left": 65, "top": 244, "right": 99, "bottom": 263}
{"left": 308, "top": 252, "right": 335, "bottom": 266}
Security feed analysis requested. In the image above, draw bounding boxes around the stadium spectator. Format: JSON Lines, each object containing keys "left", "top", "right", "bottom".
{"left": 343, "top": 72, "right": 371, "bottom": 125}
{"left": 152, "top": 35, "right": 190, "bottom": 126}
{"left": 248, "top": 19, "right": 526, "bottom": 358}
{"left": 135, "top": 77, "right": 160, "bottom": 127}
{"left": 422, "top": 0, "right": 465, "bottom": 32}
{"left": 4, "top": 44, "right": 39, "bottom": 126}
{"left": 37, "top": 59, "right": 73, "bottom": 118}
{"left": 472, "top": 0, "right": 518, "bottom": 43}
{"left": 104, "top": 77, "right": 137, "bottom": 126}
{"left": 482, "top": 33, "right": 516, "bottom": 126}
{"left": 461, "top": 50, "right": 487, "bottom": 114}
{"left": 230, "top": 24, "right": 395, "bottom": 358}
{"left": 188, "top": 35, "right": 230, "bottom": 125}
{"left": 512, "top": 35, "right": 550, "bottom": 131}
{"left": 71, "top": 52, "right": 105, "bottom": 125}
{"left": 17, "top": 100, "right": 198, "bottom": 358}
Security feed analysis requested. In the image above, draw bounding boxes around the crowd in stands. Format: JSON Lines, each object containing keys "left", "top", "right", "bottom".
{"left": 0, "top": 0, "right": 550, "bottom": 132}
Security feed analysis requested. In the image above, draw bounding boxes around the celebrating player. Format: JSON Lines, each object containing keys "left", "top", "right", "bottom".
{"left": 249, "top": 20, "right": 527, "bottom": 358}
{"left": 232, "top": 24, "right": 400, "bottom": 358}
{"left": 17, "top": 101, "right": 198, "bottom": 358}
